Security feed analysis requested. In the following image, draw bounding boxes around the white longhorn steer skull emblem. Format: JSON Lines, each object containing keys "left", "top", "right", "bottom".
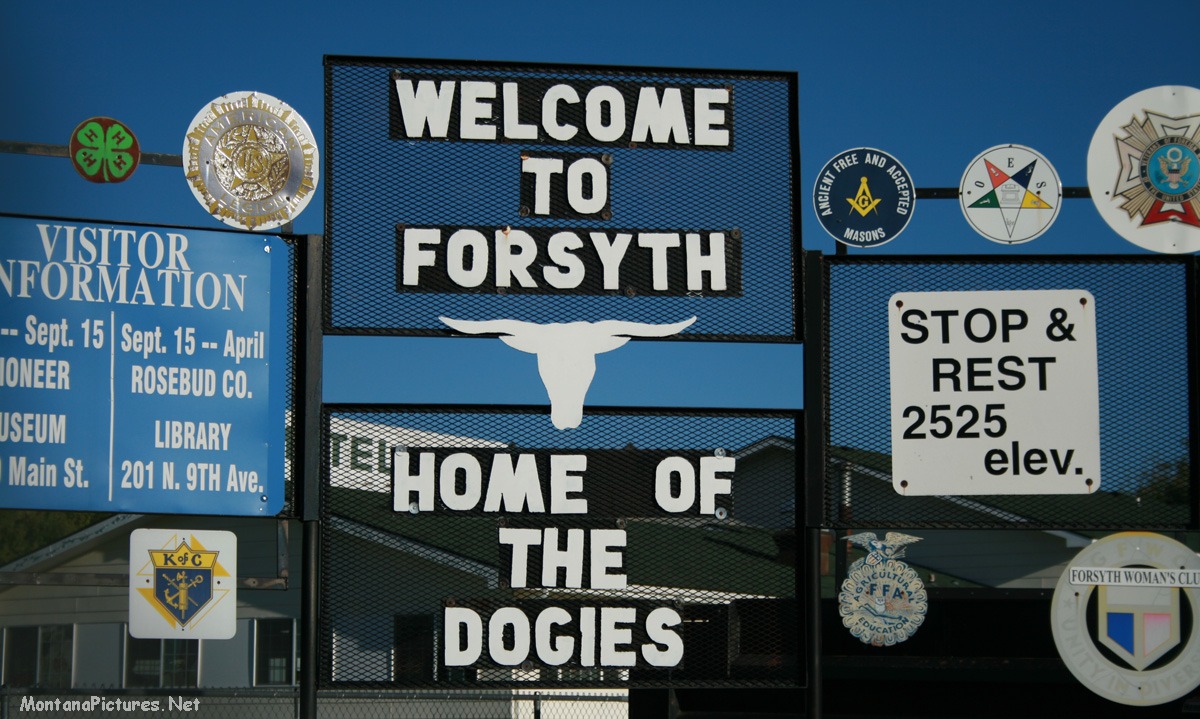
{"left": 440, "top": 316, "right": 697, "bottom": 429}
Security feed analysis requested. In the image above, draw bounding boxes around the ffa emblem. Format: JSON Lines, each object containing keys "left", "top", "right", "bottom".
{"left": 1051, "top": 532, "right": 1200, "bottom": 706}
{"left": 959, "top": 145, "right": 1061, "bottom": 244}
{"left": 1087, "top": 85, "right": 1200, "bottom": 253}
{"left": 129, "top": 529, "right": 236, "bottom": 639}
{"left": 837, "top": 531, "right": 927, "bottom": 646}
{"left": 813, "top": 148, "right": 915, "bottom": 248}
{"left": 69, "top": 117, "right": 140, "bottom": 183}
{"left": 183, "top": 91, "right": 319, "bottom": 231}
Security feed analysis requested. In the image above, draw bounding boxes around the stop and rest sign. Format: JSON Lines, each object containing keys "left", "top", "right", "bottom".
{"left": 888, "top": 290, "right": 1100, "bottom": 496}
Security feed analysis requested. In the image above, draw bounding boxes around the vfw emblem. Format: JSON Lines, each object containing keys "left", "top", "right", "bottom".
{"left": 1088, "top": 86, "right": 1200, "bottom": 253}
{"left": 129, "top": 529, "right": 237, "bottom": 639}
{"left": 837, "top": 531, "right": 928, "bottom": 646}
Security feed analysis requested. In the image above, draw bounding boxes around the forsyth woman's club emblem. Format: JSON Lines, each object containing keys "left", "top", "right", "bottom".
{"left": 1088, "top": 86, "right": 1200, "bottom": 253}
{"left": 183, "top": 91, "right": 319, "bottom": 231}
{"left": 1052, "top": 532, "right": 1200, "bottom": 706}
{"left": 959, "top": 145, "right": 1061, "bottom": 244}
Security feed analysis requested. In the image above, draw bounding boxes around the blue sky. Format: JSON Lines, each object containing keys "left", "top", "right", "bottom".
{"left": 0, "top": 0, "right": 1196, "bottom": 414}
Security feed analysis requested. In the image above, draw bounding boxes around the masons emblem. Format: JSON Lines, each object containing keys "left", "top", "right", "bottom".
{"left": 813, "top": 148, "right": 915, "bottom": 248}
{"left": 837, "top": 531, "right": 928, "bottom": 646}
{"left": 183, "top": 91, "right": 319, "bottom": 231}
{"left": 149, "top": 540, "right": 217, "bottom": 627}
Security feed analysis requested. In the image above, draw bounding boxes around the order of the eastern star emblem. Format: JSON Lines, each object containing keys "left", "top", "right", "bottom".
{"left": 149, "top": 541, "right": 217, "bottom": 627}
{"left": 959, "top": 145, "right": 1061, "bottom": 244}
{"left": 837, "top": 531, "right": 928, "bottom": 647}
{"left": 1088, "top": 86, "right": 1200, "bottom": 253}
{"left": 183, "top": 91, "right": 319, "bottom": 231}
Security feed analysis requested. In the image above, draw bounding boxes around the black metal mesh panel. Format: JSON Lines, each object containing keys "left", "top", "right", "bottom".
{"left": 324, "top": 57, "right": 797, "bottom": 341}
{"left": 817, "top": 255, "right": 1196, "bottom": 530}
{"left": 320, "top": 406, "right": 801, "bottom": 688}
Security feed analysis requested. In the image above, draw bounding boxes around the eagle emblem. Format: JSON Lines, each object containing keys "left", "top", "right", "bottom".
{"left": 844, "top": 531, "right": 922, "bottom": 568}
{"left": 838, "top": 531, "right": 928, "bottom": 646}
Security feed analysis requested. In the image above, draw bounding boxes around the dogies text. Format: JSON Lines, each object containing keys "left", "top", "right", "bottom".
{"left": 394, "top": 449, "right": 735, "bottom": 671}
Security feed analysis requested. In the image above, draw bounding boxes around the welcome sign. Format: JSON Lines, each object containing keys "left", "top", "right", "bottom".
{"left": 324, "top": 57, "right": 798, "bottom": 340}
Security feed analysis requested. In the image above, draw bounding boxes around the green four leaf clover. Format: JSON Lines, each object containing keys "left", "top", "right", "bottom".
{"left": 74, "top": 120, "right": 137, "bottom": 181}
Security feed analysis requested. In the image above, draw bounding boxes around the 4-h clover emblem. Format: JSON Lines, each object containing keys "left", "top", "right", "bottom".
{"left": 69, "top": 117, "right": 140, "bottom": 183}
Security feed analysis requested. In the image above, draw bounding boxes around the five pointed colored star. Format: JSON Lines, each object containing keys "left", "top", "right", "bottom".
{"left": 967, "top": 159, "right": 1054, "bottom": 239}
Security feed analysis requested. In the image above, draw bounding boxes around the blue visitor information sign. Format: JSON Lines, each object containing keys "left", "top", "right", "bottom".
{"left": 0, "top": 215, "right": 288, "bottom": 515}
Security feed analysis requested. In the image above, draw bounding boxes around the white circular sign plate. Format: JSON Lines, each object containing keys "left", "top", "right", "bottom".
{"left": 959, "top": 144, "right": 1062, "bottom": 244}
{"left": 1051, "top": 532, "right": 1200, "bottom": 706}
{"left": 1087, "top": 86, "right": 1200, "bottom": 253}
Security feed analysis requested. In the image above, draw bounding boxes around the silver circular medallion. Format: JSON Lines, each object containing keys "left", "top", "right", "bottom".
{"left": 183, "top": 91, "right": 319, "bottom": 231}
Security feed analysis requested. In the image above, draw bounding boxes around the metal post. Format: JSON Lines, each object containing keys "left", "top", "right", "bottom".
{"left": 802, "top": 251, "right": 826, "bottom": 719}
{"left": 300, "top": 520, "right": 320, "bottom": 719}
{"left": 298, "top": 234, "right": 324, "bottom": 719}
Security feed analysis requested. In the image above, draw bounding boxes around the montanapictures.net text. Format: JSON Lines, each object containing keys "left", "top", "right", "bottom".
{"left": 19, "top": 695, "right": 200, "bottom": 713}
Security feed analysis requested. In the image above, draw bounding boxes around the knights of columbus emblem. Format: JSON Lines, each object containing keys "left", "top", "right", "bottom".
{"left": 130, "top": 529, "right": 236, "bottom": 639}
{"left": 149, "top": 541, "right": 217, "bottom": 627}
{"left": 837, "top": 531, "right": 928, "bottom": 647}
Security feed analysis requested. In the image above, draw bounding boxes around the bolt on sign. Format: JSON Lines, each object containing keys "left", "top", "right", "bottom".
{"left": 323, "top": 57, "right": 798, "bottom": 340}
{"left": 321, "top": 408, "right": 801, "bottom": 688}
{"left": 0, "top": 215, "right": 290, "bottom": 515}
{"left": 888, "top": 290, "right": 1100, "bottom": 495}
{"left": 129, "top": 528, "right": 237, "bottom": 640}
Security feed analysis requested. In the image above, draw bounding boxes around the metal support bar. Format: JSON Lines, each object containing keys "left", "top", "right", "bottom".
{"left": 299, "top": 233, "right": 324, "bottom": 719}
{"left": 915, "top": 186, "right": 1091, "bottom": 199}
{"left": 0, "top": 571, "right": 287, "bottom": 589}
{"left": 806, "top": 527, "right": 823, "bottom": 719}
{"left": 300, "top": 520, "right": 319, "bottom": 719}
{"left": 802, "top": 251, "right": 825, "bottom": 719}
{"left": 0, "top": 140, "right": 182, "bottom": 167}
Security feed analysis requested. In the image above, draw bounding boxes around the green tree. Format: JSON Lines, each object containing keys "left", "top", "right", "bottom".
{"left": 0, "top": 511, "right": 110, "bottom": 567}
